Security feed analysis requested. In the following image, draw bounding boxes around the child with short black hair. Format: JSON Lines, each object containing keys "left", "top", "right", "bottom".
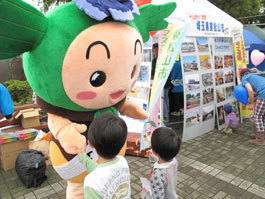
{"left": 141, "top": 127, "right": 181, "bottom": 199}
{"left": 222, "top": 104, "right": 239, "bottom": 134}
{"left": 79, "top": 112, "right": 130, "bottom": 199}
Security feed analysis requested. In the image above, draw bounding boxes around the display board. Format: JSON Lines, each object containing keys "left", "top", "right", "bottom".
{"left": 182, "top": 36, "right": 238, "bottom": 141}
{"left": 120, "top": 45, "right": 152, "bottom": 133}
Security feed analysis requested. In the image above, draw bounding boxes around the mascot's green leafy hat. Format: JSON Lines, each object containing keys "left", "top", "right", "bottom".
{"left": 0, "top": 0, "right": 176, "bottom": 111}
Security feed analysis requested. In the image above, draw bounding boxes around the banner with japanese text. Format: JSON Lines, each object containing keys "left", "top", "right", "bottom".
{"left": 140, "top": 21, "right": 189, "bottom": 151}
{"left": 232, "top": 28, "right": 251, "bottom": 119}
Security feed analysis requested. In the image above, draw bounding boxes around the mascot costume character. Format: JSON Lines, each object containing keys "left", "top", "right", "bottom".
{"left": 0, "top": 0, "right": 176, "bottom": 198}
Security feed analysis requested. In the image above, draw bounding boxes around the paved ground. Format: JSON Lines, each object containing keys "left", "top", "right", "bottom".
{"left": 0, "top": 119, "right": 265, "bottom": 199}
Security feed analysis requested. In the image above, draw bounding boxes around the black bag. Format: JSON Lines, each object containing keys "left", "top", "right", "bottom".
{"left": 15, "top": 149, "right": 47, "bottom": 188}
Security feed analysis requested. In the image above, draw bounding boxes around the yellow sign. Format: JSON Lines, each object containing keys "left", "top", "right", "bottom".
{"left": 234, "top": 39, "right": 252, "bottom": 118}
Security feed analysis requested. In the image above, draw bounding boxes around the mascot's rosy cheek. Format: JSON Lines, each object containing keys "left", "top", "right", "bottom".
{"left": 62, "top": 22, "right": 142, "bottom": 109}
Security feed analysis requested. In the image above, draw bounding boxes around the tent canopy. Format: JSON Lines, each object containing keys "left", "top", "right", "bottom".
{"left": 243, "top": 25, "right": 265, "bottom": 71}
{"left": 244, "top": 25, "right": 265, "bottom": 51}
{"left": 152, "top": 0, "right": 242, "bottom": 37}
{"left": 243, "top": 29, "right": 265, "bottom": 51}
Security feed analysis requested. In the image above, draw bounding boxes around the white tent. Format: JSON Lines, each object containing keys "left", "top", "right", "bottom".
{"left": 152, "top": 0, "right": 243, "bottom": 141}
{"left": 153, "top": 0, "right": 243, "bottom": 38}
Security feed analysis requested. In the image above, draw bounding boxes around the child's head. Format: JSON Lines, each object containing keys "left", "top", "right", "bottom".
{"left": 88, "top": 112, "right": 127, "bottom": 159}
{"left": 151, "top": 127, "right": 181, "bottom": 162}
{"left": 224, "top": 104, "right": 232, "bottom": 114}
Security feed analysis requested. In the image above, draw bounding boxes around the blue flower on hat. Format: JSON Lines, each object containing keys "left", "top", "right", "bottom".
{"left": 73, "top": 0, "right": 140, "bottom": 22}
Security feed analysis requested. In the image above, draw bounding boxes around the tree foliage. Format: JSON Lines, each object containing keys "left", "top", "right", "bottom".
{"left": 36, "top": 0, "right": 70, "bottom": 12}
{"left": 3, "top": 80, "right": 33, "bottom": 106}
{"left": 38, "top": 0, "right": 264, "bottom": 26}
{"left": 208, "top": 0, "right": 264, "bottom": 25}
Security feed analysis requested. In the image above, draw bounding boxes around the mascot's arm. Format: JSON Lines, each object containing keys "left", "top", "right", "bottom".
{"left": 48, "top": 113, "right": 87, "bottom": 154}
{"left": 119, "top": 99, "right": 148, "bottom": 119}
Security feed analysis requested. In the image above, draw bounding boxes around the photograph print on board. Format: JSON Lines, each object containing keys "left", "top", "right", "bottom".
{"left": 215, "top": 71, "right": 224, "bottom": 86}
{"left": 202, "top": 104, "right": 214, "bottom": 122}
{"left": 143, "top": 48, "right": 152, "bottom": 62}
{"left": 202, "top": 73, "right": 213, "bottom": 87}
{"left": 226, "top": 86, "right": 234, "bottom": 100}
{"left": 203, "top": 88, "right": 214, "bottom": 104}
{"left": 196, "top": 37, "right": 209, "bottom": 52}
{"left": 224, "top": 55, "right": 233, "bottom": 68}
{"left": 185, "top": 108, "right": 200, "bottom": 128}
{"left": 200, "top": 55, "right": 212, "bottom": 70}
{"left": 224, "top": 70, "right": 234, "bottom": 84}
{"left": 182, "top": 56, "right": 199, "bottom": 72}
{"left": 217, "top": 105, "right": 225, "bottom": 126}
{"left": 216, "top": 87, "right": 226, "bottom": 103}
{"left": 186, "top": 90, "right": 200, "bottom": 110}
{"left": 137, "top": 65, "right": 150, "bottom": 83}
{"left": 185, "top": 74, "right": 200, "bottom": 91}
{"left": 181, "top": 37, "right": 196, "bottom": 53}
{"left": 214, "top": 55, "right": 223, "bottom": 69}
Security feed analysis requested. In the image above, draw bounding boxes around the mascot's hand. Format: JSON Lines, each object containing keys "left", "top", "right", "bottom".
{"left": 120, "top": 99, "right": 148, "bottom": 119}
{"left": 48, "top": 113, "right": 87, "bottom": 154}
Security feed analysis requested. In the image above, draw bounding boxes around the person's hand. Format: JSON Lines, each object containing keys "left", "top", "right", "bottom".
{"left": 147, "top": 149, "right": 156, "bottom": 159}
{"left": 140, "top": 188, "right": 147, "bottom": 199}
{"left": 247, "top": 103, "right": 254, "bottom": 110}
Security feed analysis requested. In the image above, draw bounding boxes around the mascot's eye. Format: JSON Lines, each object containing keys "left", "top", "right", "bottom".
{"left": 90, "top": 71, "right": 106, "bottom": 87}
{"left": 131, "top": 65, "right": 136, "bottom": 79}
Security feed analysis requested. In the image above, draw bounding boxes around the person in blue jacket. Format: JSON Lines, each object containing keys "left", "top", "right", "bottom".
{"left": 170, "top": 60, "right": 184, "bottom": 116}
{"left": 0, "top": 83, "right": 14, "bottom": 120}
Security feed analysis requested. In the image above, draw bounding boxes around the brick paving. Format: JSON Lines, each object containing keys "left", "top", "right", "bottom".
{"left": 0, "top": 119, "right": 265, "bottom": 199}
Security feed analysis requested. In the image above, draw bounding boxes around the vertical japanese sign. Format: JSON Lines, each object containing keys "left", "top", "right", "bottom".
{"left": 140, "top": 21, "right": 189, "bottom": 151}
{"left": 232, "top": 27, "right": 251, "bottom": 119}
{"left": 148, "top": 22, "right": 189, "bottom": 117}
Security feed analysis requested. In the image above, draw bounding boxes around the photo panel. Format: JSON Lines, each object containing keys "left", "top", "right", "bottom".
{"left": 186, "top": 90, "right": 200, "bottom": 110}
{"left": 199, "top": 55, "right": 212, "bottom": 70}
{"left": 201, "top": 73, "right": 213, "bottom": 87}
{"left": 185, "top": 108, "right": 200, "bottom": 128}
{"left": 230, "top": 100, "right": 239, "bottom": 117}
{"left": 143, "top": 48, "right": 152, "bottom": 62}
{"left": 137, "top": 86, "right": 150, "bottom": 101}
{"left": 215, "top": 71, "right": 224, "bottom": 86}
{"left": 203, "top": 88, "right": 214, "bottom": 104}
{"left": 224, "top": 70, "right": 234, "bottom": 84}
{"left": 128, "top": 86, "right": 150, "bottom": 101}
{"left": 216, "top": 87, "right": 226, "bottom": 103}
{"left": 196, "top": 37, "right": 209, "bottom": 53}
{"left": 214, "top": 38, "right": 232, "bottom": 52}
{"left": 214, "top": 55, "right": 223, "bottom": 69}
{"left": 202, "top": 104, "right": 214, "bottom": 122}
{"left": 225, "top": 86, "right": 234, "bottom": 100}
{"left": 224, "top": 55, "right": 233, "bottom": 68}
{"left": 185, "top": 74, "right": 200, "bottom": 91}
{"left": 137, "top": 65, "right": 150, "bottom": 84}
{"left": 182, "top": 56, "right": 199, "bottom": 72}
{"left": 181, "top": 37, "right": 196, "bottom": 53}
{"left": 217, "top": 105, "right": 225, "bottom": 126}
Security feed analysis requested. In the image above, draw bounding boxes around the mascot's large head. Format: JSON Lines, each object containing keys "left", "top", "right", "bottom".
{"left": 0, "top": 0, "right": 176, "bottom": 112}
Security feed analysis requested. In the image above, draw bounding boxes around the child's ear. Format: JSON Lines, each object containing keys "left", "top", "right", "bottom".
{"left": 87, "top": 140, "right": 95, "bottom": 149}
{"left": 0, "top": 0, "right": 48, "bottom": 59}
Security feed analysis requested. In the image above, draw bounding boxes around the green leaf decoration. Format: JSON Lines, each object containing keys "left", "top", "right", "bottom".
{"left": 134, "top": 2, "right": 177, "bottom": 42}
{"left": 0, "top": 0, "right": 48, "bottom": 59}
